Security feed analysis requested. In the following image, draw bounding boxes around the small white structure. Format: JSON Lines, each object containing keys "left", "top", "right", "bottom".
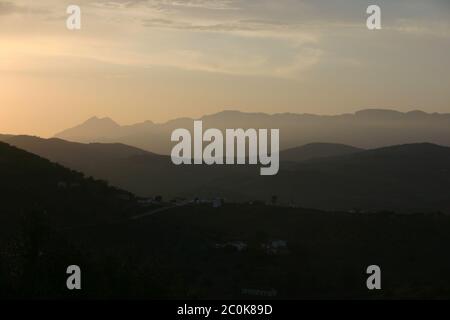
{"left": 215, "top": 241, "right": 247, "bottom": 252}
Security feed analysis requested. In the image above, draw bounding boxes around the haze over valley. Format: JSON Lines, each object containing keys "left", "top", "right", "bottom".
{"left": 55, "top": 109, "right": 450, "bottom": 154}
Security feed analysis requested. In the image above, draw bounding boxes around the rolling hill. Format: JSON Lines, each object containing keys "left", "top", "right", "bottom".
{"left": 1, "top": 141, "right": 450, "bottom": 299}
{"left": 0, "top": 141, "right": 138, "bottom": 234}
{"left": 280, "top": 143, "right": 363, "bottom": 162}
{"left": 2, "top": 135, "right": 450, "bottom": 212}
{"left": 256, "top": 143, "right": 450, "bottom": 212}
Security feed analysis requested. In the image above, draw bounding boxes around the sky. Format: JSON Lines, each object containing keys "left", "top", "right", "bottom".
{"left": 0, "top": 0, "right": 449, "bottom": 137}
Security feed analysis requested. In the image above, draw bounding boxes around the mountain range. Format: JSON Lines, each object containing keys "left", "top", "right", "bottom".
{"left": 55, "top": 109, "right": 450, "bottom": 154}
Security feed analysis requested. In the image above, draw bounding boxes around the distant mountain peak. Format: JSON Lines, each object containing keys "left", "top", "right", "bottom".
{"left": 55, "top": 116, "right": 121, "bottom": 142}
{"left": 83, "top": 116, "right": 119, "bottom": 126}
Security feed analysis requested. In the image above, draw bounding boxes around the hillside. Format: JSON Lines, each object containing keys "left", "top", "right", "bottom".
{"left": 280, "top": 143, "right": 363, "bottom": 162}
{"left": 0, "top": 135, "right": 159, "bottom": 162}
{"left": 2, "top": 135, "right": 450, "bottom": 212}
{"left": 257, "top": 143, "right": 450, "bottom": 212}
{"left": 51, "top": 203, "right": 450, "bottom": 299}
{"left": 1, "top": 142, "right": 450, "bottom": 299}
{"left": 0, "top": 141, "right": 138, "bottom": 234}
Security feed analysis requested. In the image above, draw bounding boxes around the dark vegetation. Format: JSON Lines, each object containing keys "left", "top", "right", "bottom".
{"left": 1, "top": 141, "right": 450, "bottom": 299}
{"left": 0, "top": 142, "right": 138, "bottom": 232}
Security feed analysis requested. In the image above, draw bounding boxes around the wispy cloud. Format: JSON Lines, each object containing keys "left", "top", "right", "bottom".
{"left": 0, "top": 1, "right": 49, "bottom": 15}
{"left": 0, "top": 1, "right": 18, "bottom": 15}
{"left": 390, "top": 19, "right": 450, "bottom": 38}
{"left": 157, "top": 0, "right": 238, "bottom": 10}
{"left": 2, "top": 0, "right": 449, "bottom": 79}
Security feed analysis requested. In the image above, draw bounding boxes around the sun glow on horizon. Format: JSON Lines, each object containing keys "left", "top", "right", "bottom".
{"left": 1, "top": 0, "right": 449, "bottom": 137}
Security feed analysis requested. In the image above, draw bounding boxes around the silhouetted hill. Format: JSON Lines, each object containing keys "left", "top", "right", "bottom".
{"left": 0, "top": 134, "right": 237, "bottom": 199}
{"left": 2, "top": 135, "right": 450, "bottom": 212}
{"left": 0, "top": 141, "right": 138, "bottom": 234}
{"left": 55, "top": 109, "right": 450, "bottom": 153}
{"left": 2, "top": 142, "right": 450, "bottom": 299}
{"left": 0, "top": 134, "right": 14, "bottom": 140}
{"left": 1, "top": 135, "right": 361, "bottom": 164}
{"left": 280, "top": 143, "right": 363, "bottom": 162}
{"left": 265, "top": 143, "right": 450, "bottom": 212}
{"left": 0, "top": 135, "right": 161, "bottom": 164}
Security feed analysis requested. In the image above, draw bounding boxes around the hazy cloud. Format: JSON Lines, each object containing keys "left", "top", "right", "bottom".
{"left": 0, "top": 0, "right": 50, "bottom": 15}
{"left": 1, "top": 0, "right": 449, "bottom": 78}
{"left": 391, "top": 19, "right": 450, "bottom": 38}
{"left": 0, "top": 1, "right": 17, "bottom": 15}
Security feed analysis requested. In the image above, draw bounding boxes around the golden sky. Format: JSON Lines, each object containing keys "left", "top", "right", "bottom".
{"left": 1, "top": 0, "right": 449, "bottom": 137}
